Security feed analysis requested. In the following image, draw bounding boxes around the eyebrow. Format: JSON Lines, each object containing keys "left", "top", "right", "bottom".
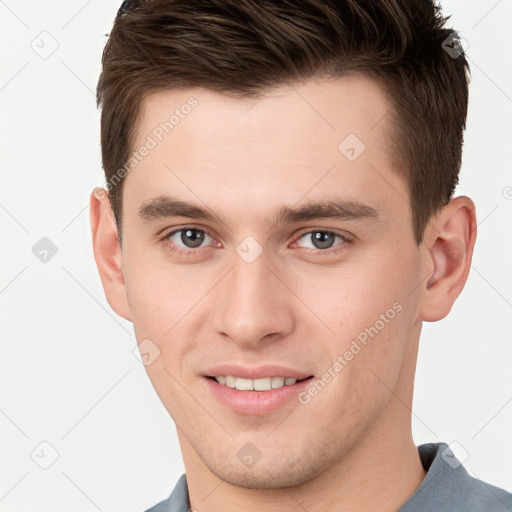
{"left": 138, "top": 194, "right": 380, "bottom": 225}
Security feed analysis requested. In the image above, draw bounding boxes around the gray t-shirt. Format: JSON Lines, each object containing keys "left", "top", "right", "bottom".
{"left": 144, "top": 442, "right": 512, "bottom": 511}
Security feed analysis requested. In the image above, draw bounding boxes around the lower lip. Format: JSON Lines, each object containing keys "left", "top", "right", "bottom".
{"left": 203, "top": 376, "right": 314, "bottom": 415}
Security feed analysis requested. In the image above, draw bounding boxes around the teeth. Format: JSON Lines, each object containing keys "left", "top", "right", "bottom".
{"left": 272, "top": 377, "right": 284, "bottom": 388}
{"left": 213, "top": 375, "right": 300, "bottom": 390}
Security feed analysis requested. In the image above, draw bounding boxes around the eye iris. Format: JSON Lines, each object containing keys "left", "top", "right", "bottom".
{"left": 181, "top": 229, "right": 204, "bottom": 248}
{"left": 175, "top": 230, "right": 338, "bottom": 250}
{"left": 312, "top": 231, "right": 335, "bottom": 249}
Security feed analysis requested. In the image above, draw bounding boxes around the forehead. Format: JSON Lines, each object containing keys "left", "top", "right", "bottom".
{"left": 123, "top": 75, "right": 407, "bottom": 225}
{"left": 134, "top": 74, "right": 393, "bottom": 153}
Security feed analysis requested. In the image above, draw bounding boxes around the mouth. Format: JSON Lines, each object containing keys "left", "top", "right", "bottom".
{"left": 203, "top": 374, "right": 315, "bottom": 415}
{"left": 200, "top": 363, "right": 316, "bottom": 414}
{"left": 205, "top": 375, "right": 314, "bottom": 390}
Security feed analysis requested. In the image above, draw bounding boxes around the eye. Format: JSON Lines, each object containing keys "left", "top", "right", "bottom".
{"left": 164, "top": 227, "right": 215, "bottom": 254}
{"left": 293, "top": 229, "right": 351, "bottom": 253}
{"left": 161, "top": 226, "right": 352, "bottom": 258}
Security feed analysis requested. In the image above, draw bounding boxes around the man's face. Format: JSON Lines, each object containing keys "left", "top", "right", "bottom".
{"left": 118, "top": 76, "right": 426, "bottom": 488}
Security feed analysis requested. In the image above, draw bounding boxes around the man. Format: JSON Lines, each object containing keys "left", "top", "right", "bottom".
{"left": 90, "top": 0, "right": 511, "bottom": 510}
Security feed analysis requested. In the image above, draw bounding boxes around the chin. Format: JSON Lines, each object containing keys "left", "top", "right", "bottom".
{"left": 201, "top": 446, "right": 328, "bottom": 490}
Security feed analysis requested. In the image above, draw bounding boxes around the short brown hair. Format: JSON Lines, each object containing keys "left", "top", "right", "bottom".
{"left": 96, "top": 0, "right": 470, "bottom": 246}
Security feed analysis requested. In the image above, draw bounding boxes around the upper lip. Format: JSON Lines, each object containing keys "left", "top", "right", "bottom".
{"left": 203, "top": 364, "right": 313, "bottom": 380}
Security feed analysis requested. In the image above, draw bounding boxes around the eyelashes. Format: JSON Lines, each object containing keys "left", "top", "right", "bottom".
{"left": 162, "top": 226, "right": 353, "bottom": 258}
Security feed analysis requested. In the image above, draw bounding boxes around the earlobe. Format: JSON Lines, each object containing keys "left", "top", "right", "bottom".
{"left": 90, "top": 187, "right": 132, "bottom": 322}
{"left": 419, "top": 196, "right": 477, "bottom": 322}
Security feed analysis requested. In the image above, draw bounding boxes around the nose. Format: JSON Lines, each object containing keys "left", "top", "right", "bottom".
{"left": 210, "top": 247, "right": 295, "bottom": 348}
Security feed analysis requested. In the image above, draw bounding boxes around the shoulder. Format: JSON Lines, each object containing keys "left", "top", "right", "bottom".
{"left": 399, "top": 442, "right": 512, "bottom": 512}
{"left": 142, "top": 473, "right": 189, "bottom": 512}
{"left": 143, "top": 498, "right": 172, "bottom": 512}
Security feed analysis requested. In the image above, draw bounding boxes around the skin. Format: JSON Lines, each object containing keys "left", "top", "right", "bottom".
{"left": 90, "top": 75, "right": 477, "bottom": 512}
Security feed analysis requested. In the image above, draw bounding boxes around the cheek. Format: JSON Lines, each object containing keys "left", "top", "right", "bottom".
{"left": 294, "top": 251, "right": 410, "bottom": 329}
{"left": 124, "top": 258, "right": 213, "bottom": 382}
{"left": 124, "top": 255, "right": 198, "bottom": 335}
{"left": 300, "top": 249, "right": 414, "bottom": 381}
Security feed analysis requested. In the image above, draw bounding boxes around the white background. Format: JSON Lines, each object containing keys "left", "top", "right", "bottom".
{"left": 0, "top": 1, "right": 511, "bottom": 510}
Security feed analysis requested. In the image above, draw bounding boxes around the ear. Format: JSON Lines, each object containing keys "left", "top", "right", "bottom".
{"left": 419, "top": 196, "right": 477, "bottom": 322}
{"left": 90, "top": 187, "right": 132, "bottom": 322}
